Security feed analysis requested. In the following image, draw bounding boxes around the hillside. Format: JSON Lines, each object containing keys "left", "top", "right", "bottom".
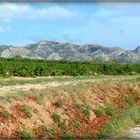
{"left": 0, "top": 75, "right": 140, "bottom": 139}
{"left": 0, "top": 40, "right": 140, "bottom": 63}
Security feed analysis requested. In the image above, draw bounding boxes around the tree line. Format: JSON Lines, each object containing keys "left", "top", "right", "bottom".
{"left": 0, "top": 58, "right": 139, "bottom": 77}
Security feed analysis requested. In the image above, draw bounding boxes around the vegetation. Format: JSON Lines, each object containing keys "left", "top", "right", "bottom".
{"left": 105, "top": 106, "right": 116, "bottom": 117}
{"left": 18, "top": 129, "right": 35, "bottom": 139}
{"left": 72, "top": 121, "right": 81, "bottom": 129}
{"left": 97, "top": 106, "right": 140, "bottom": 139}
{"left": 0, "top": 69, "right": 139, "bottom": 139}
{"left": 0, "top": 110, "right": 10, "bottom": 118}
{"left": 61, "top": 133, "right": 76, "bottom": 139}
{"left": 126, "top": 96, "right": 134, "bottom": 106}
{"left": 0, "top": 58, "right": 139, "bottom": 77}
{"left": 96, "top": 108, "right": 105, "bottom": 117}
{"left": 41, "top": 125, "right": 48, "bottom": 134}
{"left": 52, "top": 113, "right": 61, "bottom": 122}
{"left": 23, "top": 107, "right": 32, "bottom": 118}
{"left": 77, "top": 104, "right": 92, "bottom": 117}
{"left": 60, "top": 120, "right": 67, "bottom": 129}
{"left": 55, "top": 100, "right": 63, "bottom": 108}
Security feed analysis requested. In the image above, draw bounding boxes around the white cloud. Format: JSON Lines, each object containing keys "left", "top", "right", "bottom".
{"left": 93, "top": 3, "right": 140, "bottom": 20}
{"left": 0, "top": 3, "right": 82, "bottom": 21}
{"left": 86, "top": 3, "right": 140, "bottom": 31}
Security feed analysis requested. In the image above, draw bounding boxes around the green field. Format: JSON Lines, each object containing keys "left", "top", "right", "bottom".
{"left": 0, "top": 58, "right": 140, "bottom": 77}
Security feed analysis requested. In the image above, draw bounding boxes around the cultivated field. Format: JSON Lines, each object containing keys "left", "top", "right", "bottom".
{"left": 0, "top": 75, "right": 140, "bottom": 139}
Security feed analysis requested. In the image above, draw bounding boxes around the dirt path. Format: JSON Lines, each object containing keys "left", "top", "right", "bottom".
{"left": 127, "top": 126, "right": 140, "bottom": 138}
{"left": 0, "top": 76, "right": 138, "bottom": 96}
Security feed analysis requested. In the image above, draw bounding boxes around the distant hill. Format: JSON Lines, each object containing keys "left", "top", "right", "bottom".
{"left": 0, "top": 40, "right": 140, "bottom": 63}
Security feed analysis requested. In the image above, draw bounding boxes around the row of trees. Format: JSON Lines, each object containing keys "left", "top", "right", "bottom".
{"left": 0, "top": 58, "right": 139, "bottom": 77}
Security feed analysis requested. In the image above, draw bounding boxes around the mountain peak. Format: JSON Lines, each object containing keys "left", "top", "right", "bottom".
{"left": 135, "top": 46, "right": 140, "bottom": 52}
{"left": 136, "top": 46, "right": 140, "bottom": 51}
{"left": 38, "top": 40, "right": 48, "bottom": 45}
{"left": 0, "top": 40, "right": 139, "bottom": 63}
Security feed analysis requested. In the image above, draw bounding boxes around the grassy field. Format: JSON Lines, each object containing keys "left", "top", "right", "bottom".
{"left": 0, "top": 74, "right": 139, "bottom": 86}
{"left": 0, "top": 75, "right": 140, "bottom": 139}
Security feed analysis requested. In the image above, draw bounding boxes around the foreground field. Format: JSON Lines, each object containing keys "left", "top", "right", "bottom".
{"left": 0, "top": 75, "right": 140, "bottom": 139}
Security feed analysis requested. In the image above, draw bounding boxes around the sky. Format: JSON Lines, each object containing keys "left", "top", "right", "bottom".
{"left": 0, "top": 2, "right": 140, "bottom": 50}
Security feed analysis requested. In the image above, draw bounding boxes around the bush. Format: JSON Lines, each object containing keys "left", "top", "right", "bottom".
{"left": 52, "top": 113, "right": 61, "bottom": 122}
{"left": 0, "top": 110, "right": 10, "bottom": 118}
{"left": 127, "top": 96, "right": 134, "bottom": 106}
{"left": 23, "top": 107, "right": 32, "bottom": 118}
{"left": 96, "top": 108, "right": 105, "bottom": 117}
{"left": 82, "top": 109, "right": 90, "bottom": 117}
{"left": 132, "top": 90, "right": 140, "bottom": 99}
{"left": 42, "top": 125, "right": 48, "bottom": 132}
{"left": 77, "top": 104, "right": 91, "bottom": 117}
{"left": 62, "top": 133, "right": 76, "bottom": 139}
{"left": 97, "top": 130, "right": 109, "bottom": 139}
{"left": 41, "top": 125, "right": 48, "bottom": 135}
{"left": 86, "top": 105, "right": 93, "bottom": 111}
{"left": 72, "top": 121, "right": 81, "bottom": 129}
{"left": 105, "top": 106, "right": 116, "bottom": 117}
{"left": 55, "top": 100, "right": 63, "bottom": 108}
{"left": 60, "top": 120, "right": 67, "bottom": 129}
{"left": 18, "top": 129, "right": 35, "bottom": 139}
{"left": 83, "top": 105, "right": 93, "bottom": 117}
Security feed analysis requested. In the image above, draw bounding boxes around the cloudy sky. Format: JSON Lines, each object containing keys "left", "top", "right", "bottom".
{"left": 0, "top": 2, "right": 140, "bottom": 50}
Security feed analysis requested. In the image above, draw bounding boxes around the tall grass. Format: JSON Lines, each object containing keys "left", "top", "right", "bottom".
{"left": 97, "top": 105, "right": 140, "bottom": 139}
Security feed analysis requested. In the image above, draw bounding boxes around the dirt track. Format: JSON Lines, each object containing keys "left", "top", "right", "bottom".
{"left": 128, "top": 126, "right": 140, "bottom": 138}
{"left": 0, "top": 76, "right": 138, "bottom": 95}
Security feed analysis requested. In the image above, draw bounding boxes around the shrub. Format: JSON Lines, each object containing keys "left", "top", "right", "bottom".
{"left": 72, "top": 121, "right": 81, "bottom": 129}
{"left": 133, "top": 90, "right": 140, "bottom": 99}
{"left": 82, "top": 109, "right": 90, "bottom": 117}
{"left": 55, "top": 100, "right": 63, "bottom": 108}
{"left": 77, "top": 104, "right": 91, "bottom": 117}
{"left": 105, "top": 106, "right": 116, "bottom": 117}
{"left": 83, "top": 105, "right": 93, "bottom": 117}
{"left": 76, "top": 104, "right": 83, "bottom": 110}
{"left": 0, "top": 110, "right": 10, "bottom": 118}
{"left": 60, "top": 120, "right": 67, "bottom": 129}
{"left": 64, "top": 108, "right": 68, "bottom": 112}
{"left": 47, "top": 128, "right": 57, "bottom": 138}
{"left": 86, "top": 105, "right": 93, "bottom": 111}
{"left": 23, "top": 107, "right": 32, "bottom": 118}
{"left": 97, "top": 130, "right": 109, "bottom": 139}
{"left": 42, "top": 125, "right": 48, "bottom": 132}
{"left": 18, "top": 129, "right": 35, "bottom": 139}
{"left": 127, "top": 96, "right": 134, "bottom": 106}
{"left": 41, "top": 125, "right": 48, "bottom": 135}
{"left": 96, "top": 108, "right": 105, "bottom": 117}
{"left": 52, "top": 113, "right": 61, "bottom": 122}
{"left": 62, "top": 133, "right": 76, "bottom": 139}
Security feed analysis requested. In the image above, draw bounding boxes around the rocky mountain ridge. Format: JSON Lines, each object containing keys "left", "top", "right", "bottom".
{"left": 0, "top": 40, "right": 140, "bottom": 63}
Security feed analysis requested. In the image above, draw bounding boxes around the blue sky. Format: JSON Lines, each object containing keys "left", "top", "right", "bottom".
{"left": 0, "top": 2, "right": 140, "bottom": 50}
